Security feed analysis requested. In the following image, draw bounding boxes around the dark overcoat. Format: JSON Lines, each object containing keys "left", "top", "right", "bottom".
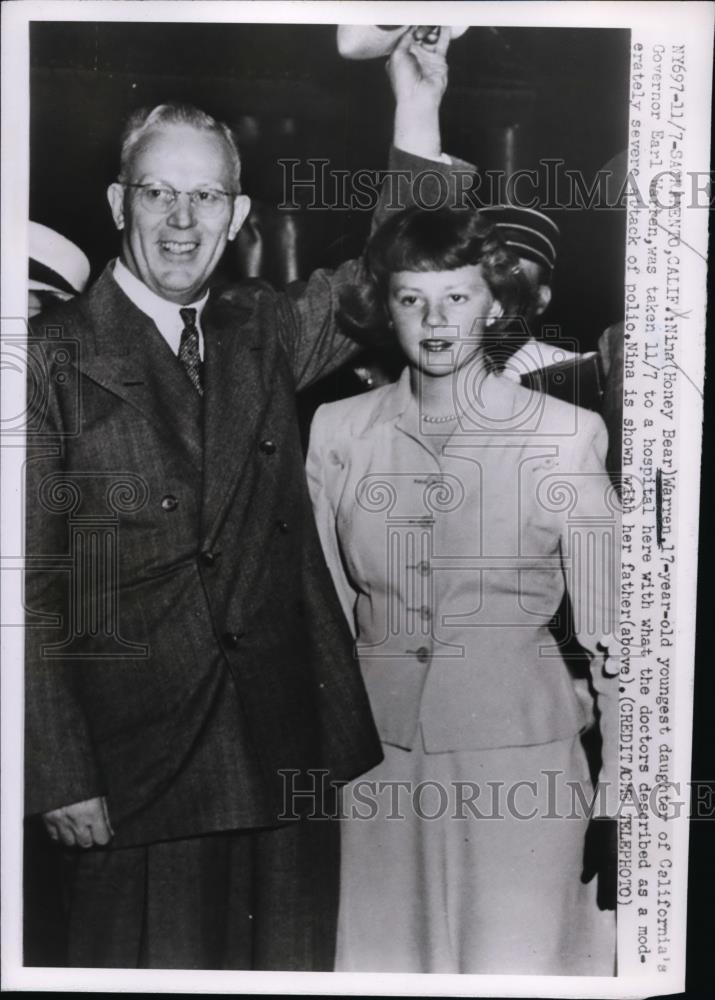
{"left": 24, "top": 260, "right": 383, "bottom": 848}
{"left": 24, "top": 148, "right": 469, "bottom": 848}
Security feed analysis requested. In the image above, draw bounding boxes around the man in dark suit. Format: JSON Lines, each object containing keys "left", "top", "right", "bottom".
{"left": 24, "top": 31, "right": 455, "bottom": 969}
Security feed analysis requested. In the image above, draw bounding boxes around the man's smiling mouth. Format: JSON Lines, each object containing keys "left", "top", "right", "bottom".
{"left": 160, "top": 240, "right": 199, "bottom": 255}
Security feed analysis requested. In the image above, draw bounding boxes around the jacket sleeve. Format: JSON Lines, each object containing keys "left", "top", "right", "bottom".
{"left": 305, "top": 407, "right": 358, "bottom": 636}
{"left": 276, "top": 147, "right": 477, "bottom": 391}
{"left": 561, "top": 411, "right": 621, "bottom": 813}
{"left": 24, "top": 335, "right": 104, "bottom": 816}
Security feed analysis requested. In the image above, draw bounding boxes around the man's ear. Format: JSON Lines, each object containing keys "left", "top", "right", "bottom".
{"left": 107, "top": 183, "right": 125, "bottom": 231}
{"left": 228, "top": 195, "right": 252, "bottom": 241}
{"left": 535, "top": 284, "right": 552, "bottom": 316}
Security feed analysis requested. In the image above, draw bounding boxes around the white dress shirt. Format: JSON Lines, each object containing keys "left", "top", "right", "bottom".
{"left": 113, "top": 258, "right": 209, "bottom": 360}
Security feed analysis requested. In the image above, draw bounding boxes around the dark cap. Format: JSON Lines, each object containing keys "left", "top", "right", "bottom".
{"left": 480, "top": 205, "right": 560, "bottom": 276}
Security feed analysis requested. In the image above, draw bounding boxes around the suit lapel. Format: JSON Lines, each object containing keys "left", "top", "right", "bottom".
{"left": 200, "top": 290, "right": 267, "bottom": 542}
{"left": 77, "top": 267, "right": 203, "bottom": 470}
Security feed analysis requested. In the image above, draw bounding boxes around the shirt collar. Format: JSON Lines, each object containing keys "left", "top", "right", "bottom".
{"left": 113, "top": 258, "right": 209, "bottom": 344}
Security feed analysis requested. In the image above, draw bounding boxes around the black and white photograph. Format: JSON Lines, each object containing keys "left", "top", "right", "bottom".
{"left": 1, "top": 2, "right": 711, "bottom": 995}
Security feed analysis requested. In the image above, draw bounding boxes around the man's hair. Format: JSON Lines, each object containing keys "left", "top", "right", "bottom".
{"left": 338, "top": 206, "right": 537, "bottom": 366}
{"left": 118, "top": 102, "right": 242, "bottom": 190}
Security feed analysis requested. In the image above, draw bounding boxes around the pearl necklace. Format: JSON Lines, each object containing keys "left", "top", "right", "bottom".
{"left": 421, "top": 411, "right": 458, "bottom": 424}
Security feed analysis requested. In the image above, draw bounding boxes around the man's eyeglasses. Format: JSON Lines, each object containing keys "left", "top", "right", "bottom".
{"left": 121, "top": 183, "right": 237, "bottom": 218}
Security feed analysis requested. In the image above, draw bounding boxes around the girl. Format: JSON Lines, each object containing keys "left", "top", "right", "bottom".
{"left": 307, "top": 207, "right": 618, "bottom": 975}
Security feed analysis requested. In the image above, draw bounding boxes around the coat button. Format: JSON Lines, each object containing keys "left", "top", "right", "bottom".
{"left": 415, "top": 646, "right": 430, "bottom": 664}
{"left": 161, "top": 495, "right": 178, "bottom": 512}
{"left": 259, "top": 439, "right": 276, "bottom": 455}
{"left": 416, "top": 561, "right": 431, "bottom": 577}
{"left": 222, "top": 632, "right": 243, "bottom": 649}
{"left": 276, "top": 519, "right": 289, "bottom": 534}
{"left": 200, "top": 551, "right": 218, "bottom": 567}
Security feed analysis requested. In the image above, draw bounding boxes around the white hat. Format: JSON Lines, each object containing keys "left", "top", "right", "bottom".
{"left": 337, "top": 25, "right": 468, "bottom": 60}
{"left": 29, "top": 222, "right": 90, "bottom": 298}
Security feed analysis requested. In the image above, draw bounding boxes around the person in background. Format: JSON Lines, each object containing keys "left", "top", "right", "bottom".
{"left": 28, "top": 222, "right": 90, "bottom": 317}
{"left": 24, "top": 222, "right": 91, "bottom": 968}
{"left": 480, "top": 205, "right": 609, "bottom": 738}
{"left": 481, "top": 205, "right": 567, "bottom": 360}
{"left": 480, "top": 205, "right": 604, "bottom": 412}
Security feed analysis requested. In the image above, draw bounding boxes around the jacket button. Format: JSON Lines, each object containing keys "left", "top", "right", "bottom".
{"left": 276, "top": 519, "right": 289, "bottom": 534}
{"left": 200, "top": 551, "right": 218, "bottom": 567}
{"left": 222, "top": 632, "right": 243, "bottom": 649}
{"left": 259, "top": 439, "right": 276, "bottom": 455}
{"left": 415, "top": 646, "right": 430, "bottom": 664}
{"left": 416, "top": 561, "right": 431, "bottom": 577}
{"left": 161, "top": 495, "right": 178, "bottom": 512}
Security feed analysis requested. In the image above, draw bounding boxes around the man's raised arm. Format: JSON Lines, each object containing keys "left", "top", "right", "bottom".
{"left": 278, "top": 27, "right": 470, "bottom": 390}
{"left": 390, "top": 26, "right": 449, "bottom": 161}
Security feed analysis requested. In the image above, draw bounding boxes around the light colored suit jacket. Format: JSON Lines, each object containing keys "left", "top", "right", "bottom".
{"left": 307, "top": 367, "right": 620, "bottom": 787}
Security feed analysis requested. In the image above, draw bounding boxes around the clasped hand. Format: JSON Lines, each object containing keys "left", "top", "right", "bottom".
{"left": 42, "top": 795, "right": 114, "bottom": 848}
